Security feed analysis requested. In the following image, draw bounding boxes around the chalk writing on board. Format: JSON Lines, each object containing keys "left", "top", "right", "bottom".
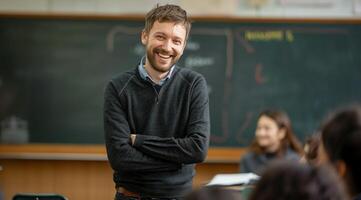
{"left": 106, "top": 26, "right": 141, "bottom": 52}
{"left": 244, "top": 30, "right": 295, "bottom": 42}
{"left": 255, "top": 63, "right": 266, "bottom": 85}
{"left": 185, "top": 56, "right": 215, "bottom": 69}
{"left": 232, "top": 26, "right": 351, "bottom": 145}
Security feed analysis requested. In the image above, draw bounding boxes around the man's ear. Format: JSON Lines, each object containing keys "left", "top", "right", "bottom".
{"left": 141, "top": 30, "right": 148, "bottom": 45}
{"left": 335, "top": 160, "right": 347, "bottom": 177}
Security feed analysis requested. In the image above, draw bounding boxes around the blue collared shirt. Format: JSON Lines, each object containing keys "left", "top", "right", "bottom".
{"left": 138, "top": 56, "right": 174, "bottom": 86}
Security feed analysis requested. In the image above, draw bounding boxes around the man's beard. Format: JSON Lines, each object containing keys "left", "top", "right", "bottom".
{"left": 146, "top": 47, "right": 179, "bottom": 73}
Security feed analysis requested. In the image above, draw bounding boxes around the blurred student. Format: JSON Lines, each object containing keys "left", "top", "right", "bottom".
{"left": 240, "top": 109, "right": 303, "bottom": 174}
{"left": 185, "top": 186, "right": 243, "bottom": 200}
{"left": 300, "top": 133, "right": 321, "bottom": 165}
{"left": 248, "top": 161, "right": 348, "bottom": 200}
{"left": 318, "top": 105, "right": 361, "bottom": 200}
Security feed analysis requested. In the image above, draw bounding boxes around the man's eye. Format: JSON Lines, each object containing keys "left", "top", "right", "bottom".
{"left": 174, "top": 40, "right": 182, "bottom": 45}
{"left": 156, "top": 35, "right": 165, "bottom": 40}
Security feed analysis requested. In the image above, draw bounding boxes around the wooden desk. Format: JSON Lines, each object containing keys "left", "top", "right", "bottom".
{"left": 0, "top": 144, "right": 246, "bottom": 200}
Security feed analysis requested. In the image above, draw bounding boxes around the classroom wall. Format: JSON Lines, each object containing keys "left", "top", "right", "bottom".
{"left": 0, "top": 0, "right": 360, "bottom": 18}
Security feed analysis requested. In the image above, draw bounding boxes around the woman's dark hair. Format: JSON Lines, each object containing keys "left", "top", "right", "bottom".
{"left": 321, "top": 104, "right": 361, "bottom": 196}
{"left": 185, "top": 186, "right": 243, "bottom": 200}
{"left": 304, "top": 134, "right": 321, "bottom": 165}
{"left": 249, "top": 161, "right": 348, "bottom": 200}
{"left": 250, "top": 109, "right": 304, "bottom": 156}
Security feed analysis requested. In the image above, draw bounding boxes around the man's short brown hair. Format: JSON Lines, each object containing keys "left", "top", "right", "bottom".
{"left": 144, "top": 4, "right": 192, "bottom": 41}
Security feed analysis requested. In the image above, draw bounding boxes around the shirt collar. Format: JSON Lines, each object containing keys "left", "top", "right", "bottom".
{"left": 138, "top": 56, "right": 174, "bottom": 86}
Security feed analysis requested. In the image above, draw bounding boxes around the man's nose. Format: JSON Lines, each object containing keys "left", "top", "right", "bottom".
{"left": 161, "top": 39, "right": 172, "bottom": 51}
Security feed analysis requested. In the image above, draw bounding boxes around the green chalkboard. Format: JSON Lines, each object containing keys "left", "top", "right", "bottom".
{"left": 0, "top": 15, "right": 360, "bottom": 146}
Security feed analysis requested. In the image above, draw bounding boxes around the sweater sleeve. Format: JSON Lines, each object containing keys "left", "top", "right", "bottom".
{"left": 239, "top": 156, "right": 250, "bottom": 173}
{"left": 132, "top": 75, "right": 210, "bottom": 164}
{"left": 104, "top": 80, "right": 181, "bottom": 172}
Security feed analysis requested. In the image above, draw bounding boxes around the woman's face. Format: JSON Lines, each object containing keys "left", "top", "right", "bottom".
{"left": 255, "top": 115, "right": 285, "bottom": 152}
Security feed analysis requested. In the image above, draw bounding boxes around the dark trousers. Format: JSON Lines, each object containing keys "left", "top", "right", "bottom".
{"left": 115, "top": 192, "right": 182, "bottom": 200}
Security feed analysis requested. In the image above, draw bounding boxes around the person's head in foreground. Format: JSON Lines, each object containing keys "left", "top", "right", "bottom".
{"left": 249, "top": 161, "right": 348, "bottom": 200}
{"left": 319, "top": 104, "right": 361, "bottom": 200}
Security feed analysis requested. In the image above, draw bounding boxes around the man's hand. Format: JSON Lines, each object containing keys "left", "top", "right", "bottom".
{"left": 130, "top": 134, "right": 136, "bottom": 146}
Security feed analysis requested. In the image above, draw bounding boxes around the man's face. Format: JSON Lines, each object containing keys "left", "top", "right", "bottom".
{"left": 141, "top": 21, "right": 187, "bottom": 73}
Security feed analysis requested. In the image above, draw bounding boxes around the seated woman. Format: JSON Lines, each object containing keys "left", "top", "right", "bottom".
{"left": 318, "top": 105, "right": 361, "bottom": 200}
{"left": 240, "top": 109, "right": 303, "bottom": 174}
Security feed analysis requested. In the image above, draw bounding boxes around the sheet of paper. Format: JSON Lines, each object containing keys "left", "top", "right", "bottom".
{"left": 207, "top": 173, "right": 260, "bottom": 186}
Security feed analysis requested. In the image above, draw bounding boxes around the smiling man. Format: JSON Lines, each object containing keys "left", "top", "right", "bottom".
{"left": 104, "top": 4, "right": 210, "bottom": 200}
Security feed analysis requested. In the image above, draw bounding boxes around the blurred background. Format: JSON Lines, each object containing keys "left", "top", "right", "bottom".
{"left": 0, "top": 0, "right": 360, "bottom": 18}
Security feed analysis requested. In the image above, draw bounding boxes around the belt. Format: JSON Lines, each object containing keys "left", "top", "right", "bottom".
{"left": 117, "top": 187, "right": 141, "bottom": 198}
{"left": 116, "top": 187, "right": 180, "bottom": 200}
